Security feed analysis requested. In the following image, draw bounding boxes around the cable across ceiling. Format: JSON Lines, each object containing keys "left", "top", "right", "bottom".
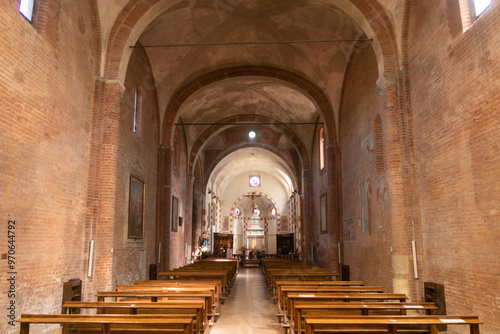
{"left": 131, "top": 39, "right": 373, "bottom": 48}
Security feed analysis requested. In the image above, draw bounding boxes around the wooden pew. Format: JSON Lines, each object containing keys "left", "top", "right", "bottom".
{"left": 158, "top": 271, "right": 229, "bottom": 296}
{"left": 292, "top": 302, "right": 438, "bottom": 334}
{"left": 17, "top": 314, "right": 194, "bottom": 334}
{"left": 274, "top": 280, "right": 365, "bottom": 300}
{"left": 96, "top": 291, "right": 216, "bottom": 320}
{"left": 179, "top": 259, "right": 238, "bottom": 284}
{"left": 157, "top": 259, "right": 237, "bottom": 298}
{"left": 267, "top": 271, "right": 341, "bottom": 294}
{"left": 135, "top": 280, "right": 223, "bottom": 302}
{"left": 303, "top": 315, "right": 482, "bottom": 334}
{"left": 116, "top": 284, "right": 219, "bottom": 311}
{"left": 284, "top": 293, "right": 408, "bottom": 321}
{"left": 62, "top": 301, "right": 206, "bottom": 334}
{"left": 191, "top": 258, "right": 239, "bottom": 276}
{"left": 278, "top": 285, "right": 384, "bottom": 311}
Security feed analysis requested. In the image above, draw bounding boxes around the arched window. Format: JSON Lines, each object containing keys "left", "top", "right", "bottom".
{"left": 319, "top": 127, "right": 325, "bottom": 169}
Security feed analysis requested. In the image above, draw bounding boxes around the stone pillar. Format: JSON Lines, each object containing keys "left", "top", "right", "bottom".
{"left": 156, "top": 145, "right": 172, "bottom": 271}
{"left": 378, "top": 72, "right": 412, "bottom": 296}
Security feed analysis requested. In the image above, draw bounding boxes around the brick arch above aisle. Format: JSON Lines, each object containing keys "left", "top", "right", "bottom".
{"left": 161, "top": 66, "right": 338, "bottom": 147}
{"left": 101, "top": 0, "right": 400, "bottom": 91}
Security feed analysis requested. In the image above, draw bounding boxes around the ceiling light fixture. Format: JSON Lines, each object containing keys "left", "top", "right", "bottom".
{"left": 248, "top": 131, "right": 256, "bottom": 139}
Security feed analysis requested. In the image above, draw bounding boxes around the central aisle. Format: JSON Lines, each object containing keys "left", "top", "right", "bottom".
{"left": 210, "top": 266, "right": 283, "bottom": 334}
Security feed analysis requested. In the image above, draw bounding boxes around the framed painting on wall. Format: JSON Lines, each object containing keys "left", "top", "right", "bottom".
{"left": 128, "top": 175, "right": 145, "bottom": 239}
{"left": 171, "top": 195, "right": 178, "bottom": 232}
{"left": 320, "top": 193, "right": 328, "bottom": 234}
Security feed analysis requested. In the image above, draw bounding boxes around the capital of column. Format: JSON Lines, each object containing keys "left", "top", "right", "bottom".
{"left": 325, "top": 142, "right": 340, "bottom": 152}
{"left": 376, "top": 68, "right": 408, "bottom": 90}
{"left": 95, "top": 76, "right": 126, "bottom": 94}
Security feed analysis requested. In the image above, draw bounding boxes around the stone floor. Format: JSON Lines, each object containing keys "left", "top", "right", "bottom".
{"left": 210, "top": 267, "right": 283, "bottom": 334}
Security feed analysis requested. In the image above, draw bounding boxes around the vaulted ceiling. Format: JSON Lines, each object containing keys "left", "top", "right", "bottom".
{"left": 95, "top": 0, "right": 404, "bottom": 202}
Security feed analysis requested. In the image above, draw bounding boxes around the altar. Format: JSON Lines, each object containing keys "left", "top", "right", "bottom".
{"left": 246, "top": 206, "right": 265, "bottom": 250}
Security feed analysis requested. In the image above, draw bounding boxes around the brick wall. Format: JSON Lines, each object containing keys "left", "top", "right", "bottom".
{"left": 168, "top": 126, "right": 190, "bottom": 269}
{"left": 113, "top": 47, "right": 159, "bottom": 284}
{"left": 0, "top": 1, "right": 97, "bottom": 333}
{"left": 408, "top": 1, "right": 500, "bottom": 331}
{"left": 310, "top": 125, "right": 330, "bottom": 267}
{"left": 340, "top": 45, "right": 394, "bottom": 289}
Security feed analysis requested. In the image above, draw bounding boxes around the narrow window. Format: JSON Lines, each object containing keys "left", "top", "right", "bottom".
{"left": 472, "top": 0, "right": 491, "bottom": 18}
{"left": 173, "top": 129, "right": 180, "bottom": 172}
{"left": 173, "top": 137, "right": 178, "bottom": 171}
{"left": 319, "top": 128, "right": 325, "bottom": 169}
{"left": 459, "top": 0, "right": 491, "bottom": 31}
{"left": 19, "top": 0, "right": 35, "bottom": 22}
{"left": 133, "top": 88, "right": 142, "bottom": 134}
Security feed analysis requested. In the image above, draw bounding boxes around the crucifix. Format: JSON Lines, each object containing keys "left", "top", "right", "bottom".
{"left": 245, "top": 192, "right": 261, "bottom": 212}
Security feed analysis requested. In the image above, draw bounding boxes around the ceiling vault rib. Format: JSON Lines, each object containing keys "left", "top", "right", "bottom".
{"left": 130, "top": 39, "right": 373, "bottom": 48}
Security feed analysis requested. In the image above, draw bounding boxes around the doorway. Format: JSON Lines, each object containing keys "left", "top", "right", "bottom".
{"left": 213, "top": 233, "right": 234, "bottom": 258}
{"left": 276, "top": 233, "right": 294, "bottom": 255}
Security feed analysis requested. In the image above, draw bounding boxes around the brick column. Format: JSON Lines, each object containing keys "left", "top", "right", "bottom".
{"left": 184, "top": 177, "right": 194, "bottom": 264}
{"left": 192, "top": 193, "right": 203, "bottom": 251}
{"left": 83, "top": 79, "right": 106, "bottom": 301}
{"left": 378, "top": 72, "right": 412, "bottom": 296}
{"left": 156, "top": 145, "right": 172, "bottom": 271}
{"left": 87, "top": 81, "right": 124, "bottom": 293}
{"left": 326, "top": 144, "right": 341, "bottom": 272}
{"left": 301, "top": 173, "right": 313, "bottom": 263}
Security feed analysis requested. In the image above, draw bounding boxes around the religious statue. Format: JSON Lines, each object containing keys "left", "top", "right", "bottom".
{"left": 200, "top": 231, "right": 208, "bottom": 247}
{"left": 245, "top": 192, "right": 261, "bottom": 217}
{"left": 253, "top": 204, "right": 261, "bottom": 217}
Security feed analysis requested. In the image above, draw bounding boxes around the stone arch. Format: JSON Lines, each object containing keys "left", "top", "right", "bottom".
{"left": 189, "top": 113, "right": 309, "bottom": 178}
{"left": 348, "top": 0, "right": 400, "bottom": 74}
{"left": 203, "top": 142, "right": 299, "bottom": 193}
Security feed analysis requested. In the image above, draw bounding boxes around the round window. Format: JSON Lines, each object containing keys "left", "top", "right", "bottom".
{"left": 249, "top": 176, "right": 260, "bottom": 187}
